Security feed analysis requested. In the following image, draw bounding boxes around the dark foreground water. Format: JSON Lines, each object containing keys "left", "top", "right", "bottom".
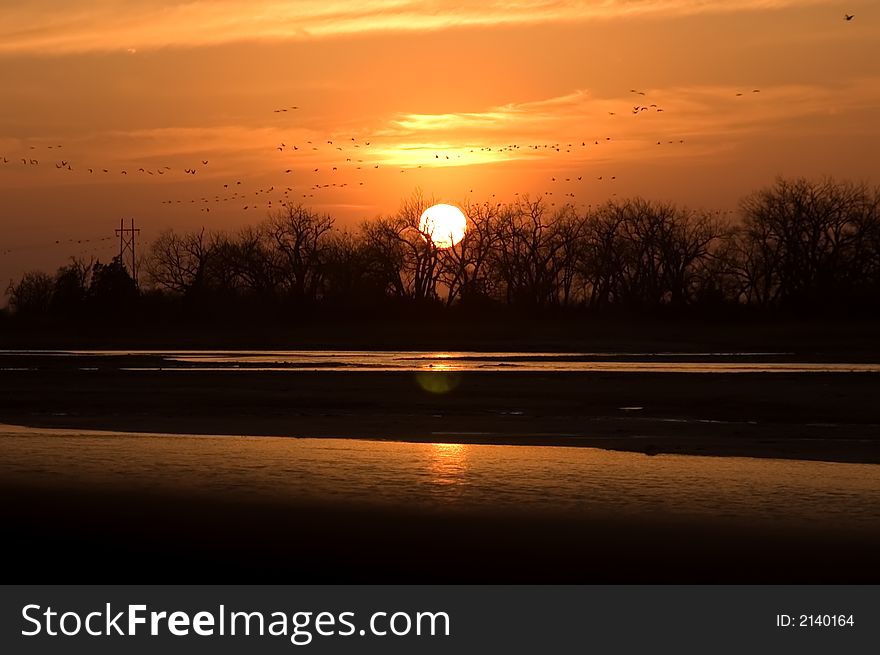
{"left": 3, "top": 424, "right": 880, "bottom": 581}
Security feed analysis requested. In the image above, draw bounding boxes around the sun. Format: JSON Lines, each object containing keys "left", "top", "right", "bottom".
{"left": 419, "top": 204, "right": 467, "bottom": 248}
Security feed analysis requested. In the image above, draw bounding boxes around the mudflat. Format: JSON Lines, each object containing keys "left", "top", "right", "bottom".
{"left": 1, "top": 361, "right": 879, "bottom": 463}
{"left": 2, "top": 355, "right": 879, "bottom": 582}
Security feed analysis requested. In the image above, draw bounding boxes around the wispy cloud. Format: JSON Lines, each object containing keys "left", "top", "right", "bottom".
{"left": 371, "top": 78, "right": 880, "bottom": 167}
{"left": 0, "top": 0, "right": 833, "bottom": 55}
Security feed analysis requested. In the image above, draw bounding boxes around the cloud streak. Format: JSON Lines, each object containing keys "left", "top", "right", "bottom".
{"left": 0, "top": 0, "right": 833, "bottom": 55}
{"left": 372, "top": 78, "right": 880, "bottom": 168}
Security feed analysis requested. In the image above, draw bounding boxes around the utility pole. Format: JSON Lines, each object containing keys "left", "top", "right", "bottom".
{"left": 115, "top": 218, "right": 141, "bottom": 284}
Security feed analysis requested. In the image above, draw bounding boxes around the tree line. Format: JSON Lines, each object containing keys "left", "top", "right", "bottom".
{"left": 5, "top": 177, "right": 880, "bottom": 322}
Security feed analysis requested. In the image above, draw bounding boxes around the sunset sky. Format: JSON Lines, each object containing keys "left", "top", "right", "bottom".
{"left": 1, "top": 0, "right": 878, "bottom": 287}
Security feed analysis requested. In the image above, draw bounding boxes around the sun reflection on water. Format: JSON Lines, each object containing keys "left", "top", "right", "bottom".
{"left": 427, "top": 442, "right": 470, "bottom": 487}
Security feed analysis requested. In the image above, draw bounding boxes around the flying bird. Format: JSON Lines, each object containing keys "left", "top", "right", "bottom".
{"left": 845, "top": 14, "right": 854, "bottom": 21}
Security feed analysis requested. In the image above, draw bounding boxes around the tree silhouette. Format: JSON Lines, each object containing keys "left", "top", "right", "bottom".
{"left": 88, "top": 256, "right": 139, "bottom": 312}
{"left": 6, "top": 271, "right": 54, "bottom": 317}
{"left": 737, "top": 178, "right": 880, "bottom": 310}
{"left": 51, "top": 258, "right": 93, "bottom": 316}
{"left": 265, "top": 205, "right": 334, "bottom": 304}
{"left": 4, "top": 178, "right": 880, "bottom": 324}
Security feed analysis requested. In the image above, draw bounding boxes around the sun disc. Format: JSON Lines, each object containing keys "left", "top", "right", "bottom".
{"left": 419, "top": 204, "right": 467, "bottom": 248}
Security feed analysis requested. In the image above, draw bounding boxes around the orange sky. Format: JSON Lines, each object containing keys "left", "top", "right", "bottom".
{"left": 1, "top": 0, "right": 878, "bottom": 287}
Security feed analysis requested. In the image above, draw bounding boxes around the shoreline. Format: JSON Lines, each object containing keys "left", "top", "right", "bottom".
{"left": 3, "top": 361, "right": 880, "bottom": 583}
{"left": 3, "top": 424, "right": 879, "bottom": 583}
{"left": 2, "top": 417, "right": 880, "bottom": 465}
{"left": 1, "top": 361, "right": 879, "bottom": 465}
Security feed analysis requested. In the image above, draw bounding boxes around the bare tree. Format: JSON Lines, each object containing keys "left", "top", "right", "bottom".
{"left": 146, "top": 228, "right": 216, "bottom": 297}
{"left": 438, "top": 200, "right": 501, "bottom": 306}
{"left": 738, "top": 177, "right": 879, "bottom": 308}
{"left": 360, "top": 191, "right": 441, "bottom": 302}
{"left": 51, "top": 257, "right": 94, "bottom": 314}
{"left": 6, "top": 271, "right": 54, "bottom": 316}
{"left": 579, "top": 203, "right": 627, "bottom": 309}
{"left": 264, "top": 205, "right": 334, "bottom": 302}
{"left": 213, "top": 226, "right": 280, "bottom": 298}
{"left": 490, "top": 197, "right": 572, "bottom": 307}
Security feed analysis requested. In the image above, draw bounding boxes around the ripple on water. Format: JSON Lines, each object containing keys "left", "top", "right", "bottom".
{"left": 0, "top": 425, "right": 879, "bottom": 532}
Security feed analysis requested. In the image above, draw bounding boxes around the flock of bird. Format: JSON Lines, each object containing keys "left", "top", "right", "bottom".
{"left": 0, "top": 83, "right": 720, "bottom": 215}
{"left": 0, "top": 13, "right": 861, "bottom": 265}
{"left": 0, "top": 11, "right": 860, "bottom": 223}
{"left": 0, "top": 235, "right": 116, "bottom": 258}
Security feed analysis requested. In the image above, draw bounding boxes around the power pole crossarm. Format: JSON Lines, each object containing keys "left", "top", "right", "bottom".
{"left": 115, "top": 218, "right": 141, "bottom": 285}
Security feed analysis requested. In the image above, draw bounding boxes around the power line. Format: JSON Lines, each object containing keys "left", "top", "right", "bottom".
{"left": 115, "top": 218, "right": 141, "bottom": 284}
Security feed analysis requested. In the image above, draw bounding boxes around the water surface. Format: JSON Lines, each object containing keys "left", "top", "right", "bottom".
{"left": 3, "top": 349, "right": 879, "bottom": 373}
{"left": 2, "top": 424, "right": 878, "bottom": 532}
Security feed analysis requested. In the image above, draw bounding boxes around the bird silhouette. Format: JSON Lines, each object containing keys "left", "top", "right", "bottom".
{"left": 845, "top": 14, "right": 854, "bottom": 21}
